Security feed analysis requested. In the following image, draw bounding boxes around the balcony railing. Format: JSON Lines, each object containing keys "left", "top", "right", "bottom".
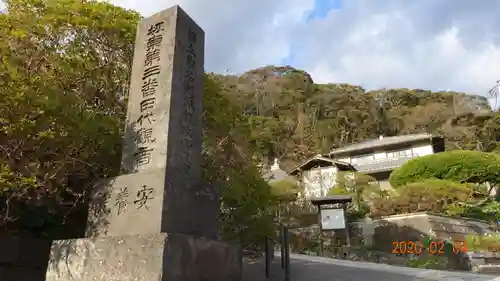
{"left": 352, "top": 155, "right": 417, "bottom": 173}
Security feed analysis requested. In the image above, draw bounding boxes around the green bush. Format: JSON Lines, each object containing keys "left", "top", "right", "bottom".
{"left": 445, "top": 200, "right": 500, "bottom": 222}
{"left": 270, "top": 179, "right": 300, "bottom": 202}
{"left": 389, "top": 150, "right": 500, "bottom": 188}
{"left": 465, "top": 233, "right": 500, "bottom": 252}
{"left": 370, "top": 179, "right": 473, "bottom": 217}
{"left": 407, "top": 256, "right": 446, "bottom": 270}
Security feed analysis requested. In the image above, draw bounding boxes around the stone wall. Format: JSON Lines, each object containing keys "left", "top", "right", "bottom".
{"left": 354, "top": 212, "right": 494, "bottom": 250}
{"left": 288, "top": 212, "right": 495, "bottom": 271}
{"left": 0, "top": 237, "right": 51, "bottom": 281}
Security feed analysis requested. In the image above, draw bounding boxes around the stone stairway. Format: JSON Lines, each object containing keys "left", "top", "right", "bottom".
{"left": 467, "top": 252, "right": 500, "bottom": 275}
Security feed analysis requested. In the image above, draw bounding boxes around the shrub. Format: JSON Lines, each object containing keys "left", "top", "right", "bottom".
{"left": 465, "top": 233, "right": 500, "bottom": 252}
{"left": 370, "top": 179, "right": 473, "bottom": 217}
{"left": 270, "top": 179, "right": 300, "bottom": 202}
{"left": 389, "top": 150, "right": 500, "bottom": 188}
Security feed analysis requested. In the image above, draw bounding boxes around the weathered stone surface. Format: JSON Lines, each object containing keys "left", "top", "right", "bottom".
{"left": 120, "top": 4, "right": 204, "bottom": 179}
{"left": 84, "top": 4, "right": 218, "bottom": 240}
{"left": 46, "top": 233, "right": 241, "bottom": 281}
{"left": 42, "top": 5, "right": 240, "bottom": 281}
{"left": 86, "top": 161, "right": 220, "bottom": 239}
{"left": 86, "top": 170, "right": 166, "bottom": 237}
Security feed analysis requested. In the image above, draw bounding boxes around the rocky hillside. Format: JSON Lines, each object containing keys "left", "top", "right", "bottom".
{"left": 210, "top": 66, "right": 499, "bottom": 170}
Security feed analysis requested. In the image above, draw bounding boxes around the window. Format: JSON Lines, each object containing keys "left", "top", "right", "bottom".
{"left": 387, "top": 149, "right": 412, "bottom": 158}
{"left": 374, "top": 152, "right": 388, "bottom": 160}
{"left": 351, "top": 154, "right": 374, "bottom": 163}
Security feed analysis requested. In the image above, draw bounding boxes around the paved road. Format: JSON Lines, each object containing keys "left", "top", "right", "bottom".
{"left": 243, "top": 253, "right": 500, "bottom": 281}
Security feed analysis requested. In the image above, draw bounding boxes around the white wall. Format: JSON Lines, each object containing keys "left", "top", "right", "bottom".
{"left": 378, "top": 180, "right": 392, "bottom": 190}
{"left": 411, "top": 144, "right": 434, "bottom": 156}
{"left": 302, "top": 166, "right": 338, "bottom": 198}
{"left": 337, "top": 143, "right": 435, "bottom": 164}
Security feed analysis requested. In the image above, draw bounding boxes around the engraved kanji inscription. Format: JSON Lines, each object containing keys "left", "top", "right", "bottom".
{"left": 114, "top": 187, "right": 129, "bottom": 215}
{"left": 146, "top": 34, "right": 163, "bottom": 52}
{"left": 142, "top": 78, "right": 159, "bottom": 97}
{"left": 143, "top": 65, "right": 160, "bottom": 80}
{"left": 187, "top": 43, "right": 196, "bottom": 57}
{"left": 136, "top": 112, "right": 155, "bottom": 126}
{"left": 140, "top": 97, "right": 156, "bottom": 112}
{"left": 144, "top": 48, "right": 161, "bottom": 66}
{"left": 147, "top": 21, "right": 164, "bottom": 36}
{"left": 135, "top": 127, "right": 156, "bottom": 144}
{"left": 134, "top": 147, "right": 153, "bottom": 167}
{"left": 188, "top": 28, "right": 196, "bottom": 42}
{"left": 179, "top": 39, "right": 197, "bottom": 173}
{"left": 133, "top": 185, "right": 154, "bottom": 210}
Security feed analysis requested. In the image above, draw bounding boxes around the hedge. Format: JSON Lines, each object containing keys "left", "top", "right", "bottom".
{"left": 389, "top": 150, "right": 500, "bottom": 188}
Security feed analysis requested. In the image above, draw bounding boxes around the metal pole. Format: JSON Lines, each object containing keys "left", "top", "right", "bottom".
{"left": 318, "top": 205, "right": 324, "bottom": 256}
{"left": 344, "top": 204, "right": 351, "bottom": 247}
{"left": 320, "top": 235, "right": 324, "bottom": 256}
{"left": 265, "top": 236, "right": 270, "bottom": 279}
{"left": 283, "top": 225, "right": 290, "bottom": 281}
{"left": 280, "top": 224, "right": 285, "bottom": 269}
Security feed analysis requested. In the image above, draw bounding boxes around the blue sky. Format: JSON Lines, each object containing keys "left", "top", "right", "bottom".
{"left": 282, "top": 0, "right": 343, "bottom": 66}
{"left": 109, "top": 0, "right": 500, "bottom": 107}
{"left": 6, "top": 0, "right": 497, "bottom": 105}
{"left": 307, "top": 0, "right": 342, "bottom": 22}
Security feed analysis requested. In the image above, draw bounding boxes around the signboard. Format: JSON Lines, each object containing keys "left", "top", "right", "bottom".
{"left": 320, "top": 208, "right": 346, "bottom": 230}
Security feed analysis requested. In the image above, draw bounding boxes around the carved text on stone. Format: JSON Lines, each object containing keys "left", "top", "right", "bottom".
{"left": 132, "top": 21, "right": 165, "bottom": 170}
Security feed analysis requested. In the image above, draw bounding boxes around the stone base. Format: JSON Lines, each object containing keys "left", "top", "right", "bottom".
{"left": 45, "top": 233, "right": 242, "bottom": 281}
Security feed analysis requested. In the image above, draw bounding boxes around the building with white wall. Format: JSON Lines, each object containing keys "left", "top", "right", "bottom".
{"left": 288, "top": 155, "right": 356, "bottom": 198}
{"left": 262, "top": 158, "right": 289, "bottom": 183}
{"left": 289, "top": 133, "right": 445, "bottom": 197}
{"left": 326, "top": 133, "right": 445, "bottom": 189}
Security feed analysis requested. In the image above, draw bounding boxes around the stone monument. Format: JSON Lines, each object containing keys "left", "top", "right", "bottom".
{"left": 45, "top": 5, "right": 241, "bottom": 281}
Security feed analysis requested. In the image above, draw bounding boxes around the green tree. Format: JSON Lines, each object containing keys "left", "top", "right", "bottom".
{"left": 327, "top": 171, "right": 377, "bottom": 220}
{"left": 0, "top": 0, "right": 139, "bottom": 237}
{"left": 328, "top": 171, "right": 378, "bottom": 210}
{"left": 0, "top": 0, "right": 277, "bottom": 250}
{"left": 389, "top": 150, "right": 500, "bottom": 189}
{"left": 269, "top": 179, "right": 300, "bottom": 202}
{"left": 202, "top": 76, "right": 276, "bottom": 249}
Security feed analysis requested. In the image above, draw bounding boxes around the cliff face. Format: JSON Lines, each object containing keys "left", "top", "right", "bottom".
{"left": 211, "top": 66, "right": 499, "bottom": 169}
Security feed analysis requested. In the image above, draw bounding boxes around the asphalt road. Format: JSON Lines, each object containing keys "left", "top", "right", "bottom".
{"left": 243, "top": 253, "right": 500, "bottom": 281}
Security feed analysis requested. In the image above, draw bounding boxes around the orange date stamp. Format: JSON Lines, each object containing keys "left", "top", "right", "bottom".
{"left": 391, "top": 240, "right": 467, "bottom": 255}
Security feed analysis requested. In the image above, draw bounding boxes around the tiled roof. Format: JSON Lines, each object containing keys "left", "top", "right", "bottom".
{"left": 310, "top": 195, "right": 353, "bottom": 205}
{"left": 327, "top": 133, "right": 439, "bottom": 156}
{"left": 288, "top": 155, "right": 355, "bottom": 175}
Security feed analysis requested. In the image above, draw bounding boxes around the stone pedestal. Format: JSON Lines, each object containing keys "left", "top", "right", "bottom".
{"left": 45, "top": 233, "right": 241, "bottom": 281}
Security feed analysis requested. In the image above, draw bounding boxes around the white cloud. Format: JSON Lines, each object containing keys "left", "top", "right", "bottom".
{"left": 106, "top": 0, "right": 314, "bottom": 75}
{"left": 106, "top": 0, "right": 500, "bottom": 100}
